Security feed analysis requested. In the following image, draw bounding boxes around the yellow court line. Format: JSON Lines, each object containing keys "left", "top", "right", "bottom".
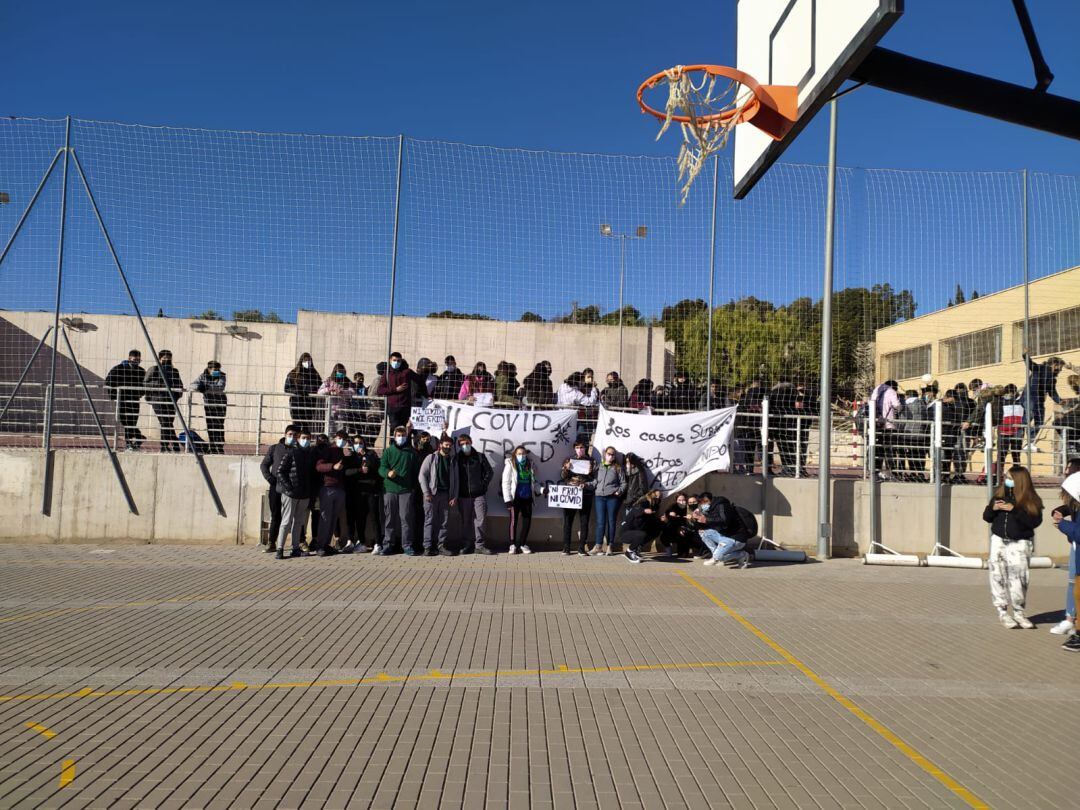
{"left": 59, "top": 759, "right": 76, "bottom": 787}
{"left": 677, "top": 571, "right": 988, "bottom": 810}
{"left": 0, "top": 659, "right": 786, "bottom": 705}
{"left": 23, "top": 721, "right": 56, "bottom": 739}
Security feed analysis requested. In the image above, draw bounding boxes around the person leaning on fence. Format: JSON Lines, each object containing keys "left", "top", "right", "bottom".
{"left": 1055, "top": 375, "right": 1080, "bottom": 458}
{"left": 318, "top": 363, "right": 354, "bottom": 433}
{"left": 983, "top": 465, "right": 1043, "bottom": 629}
{"left": 143, "top": 349, "right": 183, "bottom": 453}
{"left": 260, "top": 424, "right": 296, "bottom": 552}
{"left": 666, "top": 370, "right": 698, "bottom": 411}
{"left": 600, "top": 372, "right": 629, "bottom": 409}
{"left": 380, "top": 425, "right": 421, "bottom": 555}
{"left": 1050, "top": 468, "right": 1080, "bottom": 642}
{"left": 1022, "top": 350, "right": 1068, "bottom": 450}
{"left": 998, "top": 384, "right": 1024, "bottom": 468}
{"left": 628, "top": 378, "right": 653, "bottom": 412}
{"left": 105, "top": 349, "right": 146, "bottom": 451}
{"left": 520, "top": 361, "right": 555, "bottom": 407}
{"left": 593, "top": 446, "right": 627, "bottom": 555}
{"left": 345, "top": 434, "right": 383, "bottom": 553}
{"left": 619, "top": 490, "right": 666, "bottom": 564}
{"left": 460, "top": 362, "right": 496, "bottom": 406}
{"left": 284, "top": 353, "right": 322, "bottom": 435}
{"left": 192, "top": 360, "right": 227, "bottom": 454}
{"left": 870, "top": 380, "right": 902, "bottom": 480}
{"left": 419, "top": 434, "right": 459, "bottom": 557}
{"left": 434, "top": 356, "right": 464, "bottom": 400}
{"left": 377, "top": 352, "right": 414, "bottom": 431}
{"left": 557, "top": 372, "right": 598, "bottom": 409}
{"left": 560, "top": 438, "right": 596, "bottom": 556}
{"left": 502, "top": 446, "right": 541, "bottom": 554}
{"left": 694, "top": 493, "right": 751, "bottom": 569}
{"left": 453, "top": 433, "right": 495, "bottom": 555}
{"left": 274, "top": 427, "right": 318, "bottom": 559}
{"left": 416, "top": 358, "right": 438, "bottom": 400}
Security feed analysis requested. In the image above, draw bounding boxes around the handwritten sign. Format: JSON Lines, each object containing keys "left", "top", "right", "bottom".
{"left": 432, "top": 400, "right": 578, "bottom": 517}
{"left": 591, "top": 404, "right": 737, "bottom": 493}
{"left": 568, "top": 459, "right": 591, "bottom": 476}
{"left": 547, "top": 484, "right": 584, "bottom": 510}
{"left": 410, "top": 404, "right": 448, "bottom": 434}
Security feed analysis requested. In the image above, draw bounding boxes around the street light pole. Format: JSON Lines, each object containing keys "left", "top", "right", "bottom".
{"left": 600, "top": 224, "right": 647, "bottom": 378}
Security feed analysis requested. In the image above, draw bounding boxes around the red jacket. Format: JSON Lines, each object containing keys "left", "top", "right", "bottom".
{"left": 378, "top": 365, "right": 414, "bottom": 409}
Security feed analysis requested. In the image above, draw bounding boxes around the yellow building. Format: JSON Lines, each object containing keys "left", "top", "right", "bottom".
{"left": 875, "top": 265, "right": 1080, "bottom": 394}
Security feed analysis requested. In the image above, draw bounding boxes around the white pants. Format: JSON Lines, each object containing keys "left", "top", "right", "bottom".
{"left": 988, "top": 534, "right": 1031, "bottom": 613}
{"left": 278, "top": 496, "right": 310, "bottom": 551}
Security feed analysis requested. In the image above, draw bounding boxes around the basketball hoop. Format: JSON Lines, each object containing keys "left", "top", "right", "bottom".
{"left": 637, "top": 65, "right": 797, "bottom": 203}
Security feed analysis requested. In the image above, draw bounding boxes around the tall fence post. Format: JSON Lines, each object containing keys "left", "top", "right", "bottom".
{"left": 794, "top": 416, "right": 802, "bottom": 479}
{"left": 933, "top": 399, "right": 943, "bottom": 551}
{"left": 868, "top": 398, "right": 878, "bottom": 552}
{"left": 760, "top": 397, "right": 770, "bottom": 538}
{"left": 1021, "top": 168, "right": 1032, "bottom": 465}
{"left": 816, "top": 98, "right": 839, "bottom": 559}
{"left": 384, "top": 134, "right": 405, "bottom": 449}
{"left": 255, "top": 393, "right": 264, "bottom": 455}
{"left": 705, "top": 156, "right": 718, "bottom": 409}
{"left": 984, "top": 403, "right": 995, "bottom": 542}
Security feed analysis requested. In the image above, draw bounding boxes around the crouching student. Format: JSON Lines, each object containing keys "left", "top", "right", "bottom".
{"left": 619, "top": 490, "right": 666, "bottom": 564}
{"left": 694, "top": 492, "right": 751, "bottom": 569}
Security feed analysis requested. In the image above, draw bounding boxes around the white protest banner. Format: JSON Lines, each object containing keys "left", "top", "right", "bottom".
{"left": 591, "top": 404, "right": 737, "bottom": 493}
{"left": 433, "top": 400, "right": 578, "bottom": 517}
{"left": 547, "top": 484, "right": 584, "bottom": 510}
{"left": 410, "top": 403, "right": 449, "bottom": 434}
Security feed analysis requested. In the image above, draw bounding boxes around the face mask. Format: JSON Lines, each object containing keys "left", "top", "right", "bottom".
{"left": 446, "top": 365, "right": 456, "bottom": 372}
{"left": 700, "top": 503, "right": 711, "bottom": 513}
{"left": 335, "top": 372, "right": 344, "bottom": 379}
{"left": 354, "top": 443, "right": 362, "bottom": 453}
{"left": 1004, "top": 479, "right": 1015, "bottom": 489}
{"left": 395, "top": 436, "right": 407, "bottom": 447}
{"left": 160, "top": 358, "right": 171, "bottom": 365}
{"left": 460, "top": 444, "right": 472, "bottom": 455}
{"left": 515, "top": 453, "right": 526, "bottom": 463}
{"left": 302, "top": 361, "right": 311, "bottom": 369}
{"left": 391, "top": 360, "right": 401, "bottom": 370}
{"left": 210, "top": 370, "right": 221, "bottom": 377}
{"left": 335, "top": 438, "right": 345, "bottom": 448}
{"left": 575, "top": 447, "right": 586, "bottom": 458}
{"left": 284, "top": 436, "right": 295, "bottom": 446}
{"left": 298, "top": 438, "right": 310, "bottom": 448}
{"left": 441, "top": 445, "right": 453, "bottom": 455}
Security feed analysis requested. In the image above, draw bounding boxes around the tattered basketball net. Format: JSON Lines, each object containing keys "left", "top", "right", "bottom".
{"left": 637, "top": 65, "right": 797, "bottom": 203}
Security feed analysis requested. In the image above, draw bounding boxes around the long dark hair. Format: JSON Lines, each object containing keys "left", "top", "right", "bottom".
{"left": 290, "top": 352, "right": 317, "bottom": 380}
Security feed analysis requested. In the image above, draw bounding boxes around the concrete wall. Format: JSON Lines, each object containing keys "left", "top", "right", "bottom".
{"left": 874, "top": 265, "right": 1080, "bottom": 392}
{"left": 2, "top": 449, "right": 1072, "bottom": 563}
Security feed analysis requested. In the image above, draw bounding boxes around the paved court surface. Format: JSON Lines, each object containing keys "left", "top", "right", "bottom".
{"left": 0, "top": 546, "right": 1076, "bottom": 809}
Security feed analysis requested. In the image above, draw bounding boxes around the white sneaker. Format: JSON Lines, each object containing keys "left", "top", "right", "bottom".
{"left": 999, "top": 612, "right": 1019, "bottom": 629}
{"left": 703, "top": 558, "right": 719, "bottom": 567}
{"left": 1014, "top": 614, "right": 1035, "bottom": 630}
{"left": 1049, "top": 619, "right": 1075, "bottom": 635}
{"left": 510, "top": 545, "right": 519, "bottom": 555}
{"left": 372, "top": 544, "right": 382, "bottom": 555}
{"left": 520, "top": 544, "right": 532, "bottom": 554}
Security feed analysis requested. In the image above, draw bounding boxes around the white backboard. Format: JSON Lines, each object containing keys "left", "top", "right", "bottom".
{"left": 733, "top": 0, "right": 902, "bottom": 198}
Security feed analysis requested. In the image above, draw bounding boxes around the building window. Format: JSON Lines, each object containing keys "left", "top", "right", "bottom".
{"left": 882, "top": 344, "right": 931, "bottom": 381}
{"left": 940, "top": 326, "right": 1001, "bottom": 373}
{"left": 1012, "top": 305, "right": 1080, "bottom": 358}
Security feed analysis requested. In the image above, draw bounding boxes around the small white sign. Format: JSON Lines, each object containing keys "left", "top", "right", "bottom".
{"left": 410, "top": 404, "right": 448, "bottom": 434}
{"left": 568, "top": 459, "right": 592, "bottom": 476}
{"left": 547, "top": 484, "right": 584, "bottom": 510}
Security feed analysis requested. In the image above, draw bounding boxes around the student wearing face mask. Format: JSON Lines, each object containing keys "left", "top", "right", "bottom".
{"left": 600, "top": 372, "right": 629, "bottom": 409}
{"left": 285, "top": 353, "right": 323, "bottom": 435}
{"left": 618, "top": 490, "right": 666, "bottom": 564}
{"left": 693, "top": 492, "right": 751, "bottom": 568}
{"left": 983, "top": 465, "right": 1043, "bottom": 629}
{"left": 377, "top": 352, "right": 415, "bottom": 430}
{"left": 345, "top": 435, "right": 384, "bottom": 553}
{"left": 260, "top": 424, "right": 299, "bottom": 553}
{"left": 191, "top": 360, "right": 228, "bottom": 454}
{"left": 313, "top": 430, "right": 359, "bottom": 556}
{"left": 105, "top": 349, "right": 146, "bottom": 451}
{"left": 452, "top": 433, "right": 495, "bottom": 554}
{"left": 274, "top": 428, "right": 318, "bottom": 559}
{"left": 660, "top": 493, "right": 696, "bottom": 557}
{"left": 560, "top": 438, "right": 597, "bottom": 555}
{"left": 380, "top": 425, "right": 422, "bottom": 555}
{"left": 420, "top": 434, "right": 459, "bottom": 556}
{"left": 459, "top": 362, "right": 495, "bottom": 407}
{"left": 434, "top": 355, "right": 465, "bottom": 400}
{"left": 143, "top": 349, "right": 183, "bottom": 452}
{"left": 501, "top": 446, "right": 540, "bottom": 554}
{"left": 593, "top": 446, "right": 628, "bottom": 555}
{"left": 318, "top": 363, "right": 355, "bottom": 433}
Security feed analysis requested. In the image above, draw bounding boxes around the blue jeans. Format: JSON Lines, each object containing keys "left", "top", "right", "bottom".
{"left": 1067, "top": 544, "right": 1077, "bottom": 618}
{"left": 594, "top": 495, "right": 620, "bottom": 548}
{"left": 701, "top": 529, "right": 744, "bottom": 562}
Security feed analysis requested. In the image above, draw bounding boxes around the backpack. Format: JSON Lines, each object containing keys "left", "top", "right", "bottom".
{"left": 734, "top": 505, "right": 758, "bottom": 540}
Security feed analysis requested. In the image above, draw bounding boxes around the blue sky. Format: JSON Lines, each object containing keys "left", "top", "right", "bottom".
{"left": 1, "top": 0, "right": 1079, "bottom": 326}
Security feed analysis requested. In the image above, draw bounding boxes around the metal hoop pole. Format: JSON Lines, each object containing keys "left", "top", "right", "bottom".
{"left": 706, "top": 156, "right": 718, "bottom": 409}
{"left": 817, "top": 99, "right": 838, "bottom": 558}
{"left": 386, "top": 134, "right": 405, "bottom": 363}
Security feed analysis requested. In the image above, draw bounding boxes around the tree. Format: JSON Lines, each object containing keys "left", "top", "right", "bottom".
{"left": 520, "top": 311, "right": 545, "bottom": 323}
{"left": 427, "top": 310, "right": 495, "bottom": 321}
{"left": 954, "top": 284, "right": 966, "bottom": 305}
{"left": 555, "top": 303, "right": 601, "bottom": 324}
{"left": 233, "top": 309, "right": 283, "bottom": 323}
{"left": 598, "top": 306, "right": 644, "bottom": 327}
{"left": 971, "top": 289, "right": 980, "bottom": 300}
{"left": 192, "top": 309, "right": 223, "bottom": 321}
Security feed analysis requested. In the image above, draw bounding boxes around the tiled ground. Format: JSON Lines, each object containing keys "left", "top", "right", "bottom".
{"left": 0, "top": 546, "right": 1076, "bottom": 809}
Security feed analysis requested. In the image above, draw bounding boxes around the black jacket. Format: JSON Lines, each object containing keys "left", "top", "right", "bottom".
{"left": 453, "top": 451, "right": 494, "bottom": 498}
{"left": 284, "top": 366, "right": 321, "bottom": 403}
{"left": 346, "top": 448, "right": 383, "bottom": 493}
{"left": 143, "top": 363, "right": 183, "bottom": 405}
{"left": 982, "top": 495, "right": 1042, "bottom": 540}
{"left": 521, "top": 366, "right": 555, "bottom": 406}
{"left": 105, "top": 361, "right": 144, "bottom": 402}
{"left": 621, "top": 500, "right": 662, "bottom": 536}
{"left": 277, "top": 445, "right": 318, "bottom": 499}
{"left": 623, "top": 460, "right": 650, "bottom": 507}
{"left": 193, "top": 371, "right": 228, "bottom": 406}
{"left": 666, "top": 381, "right": 698, "bottom": 411}
{"left": 433, "top": 368, "right": 464, "bottom": 400}
{"left": 260, "top": 439, "right": 290, "bottom": 485}
{"left": 699, "top": 497, "right": 738, "bottom": 535}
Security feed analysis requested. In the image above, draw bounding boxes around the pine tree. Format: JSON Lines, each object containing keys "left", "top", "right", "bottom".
{"left": 954, "top": 284, "right": 966, "bottom": 305}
